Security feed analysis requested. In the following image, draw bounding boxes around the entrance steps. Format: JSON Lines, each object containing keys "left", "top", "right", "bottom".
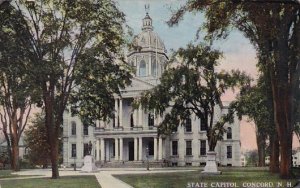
{"left": 96, "top": 160, "right": 166, "bottom": 168}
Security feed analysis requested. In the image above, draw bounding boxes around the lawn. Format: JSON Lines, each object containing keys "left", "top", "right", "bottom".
{"left": 0, "top": 176, "right": 101, "bottom": 188}
{"left": 0, "top": 170, "right": 38, "bottom": 179}
{"left": 114, "top": 168, "right": 299, "bottom": 188}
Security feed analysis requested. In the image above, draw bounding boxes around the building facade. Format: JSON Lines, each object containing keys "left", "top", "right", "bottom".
{"left": 62, "top": 12, "right": 241, "bottom": 168}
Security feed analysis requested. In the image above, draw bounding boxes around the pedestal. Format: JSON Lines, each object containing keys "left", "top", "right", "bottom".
{"left": 201, "top": 151, "right": 221, "bottom": 175}
{"left": 81, "top": 155, "right": 98, "bottom": 172}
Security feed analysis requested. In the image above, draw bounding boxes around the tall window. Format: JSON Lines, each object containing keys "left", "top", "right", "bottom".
{"left": 130, "top": 114, "right": 134, "bottom": 127}
{"left": 227, "top": 127, "right": 232, "bottom": 139}
{"left": 227, "top": 146, "right": 232, "bottom": 159}
{"left": 71, "top": 144, "right": 76, "bottom": 158}
{"left": 185, "top": 118, "right": 192, "bottom": 132}
{"left": 172, "top": 141, "right": 178, "bottom": 156}
{"left": 186, "top": 140, "right": 192, "bottom": 156}
{"left": 139, "top": 60, "right": 146, "bottom": 76}
{"left": 151, "top": 58, "right": 157, "bottom": 76}
{"left": 83, "top": 143, "right": 89, "bottom": 156}
{"left": 200, "top": 118, "right": 207, "bottom": 131}
{"left": 200, "top": 140, "right": 206, "bottom": 156}
{"left": 113, "top": 114, "right": 116, "bottom": 128}
{"left": 148, "top": 113, "right": 154, "bottom": 127}
{"left": 83, "top": 124, "right": 88, "bottom": 135}
{"left": 71, "top": 121, "right": 76, "bottom": 135}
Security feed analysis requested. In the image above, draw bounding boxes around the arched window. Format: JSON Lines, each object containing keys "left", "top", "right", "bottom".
{"left": 185, "top": 117, "right": 192, "bottom": 132}
{"left": 71, "top": 121, "right": 76, "bottom": 135}
{"left": 139, "top": 60, "right": 146, "bottom": 76}
{"left": 227, "top": 127, "right": 232, "bottom": 139}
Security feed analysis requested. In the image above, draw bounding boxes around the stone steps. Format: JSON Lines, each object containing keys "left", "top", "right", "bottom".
{"left": 96, "top": 161, "right": 166, "bottom": 168}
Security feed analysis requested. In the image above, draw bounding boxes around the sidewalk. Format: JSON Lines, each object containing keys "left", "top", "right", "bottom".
{"left": 3, "top": 168, "right": 196, "bottom": 188}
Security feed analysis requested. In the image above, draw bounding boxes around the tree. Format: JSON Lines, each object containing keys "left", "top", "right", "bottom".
{"left": 168, "top": 0, "right": 299, "bottom": 178}
{"left": 3, "top": 0, "right": 132, "bottom": 178}
{"left": 24, "top": 113, "right": 51, "bottom": 168}
{"left": 233, "top": 74, "right": 278, "bottom": 170}
{"left": 0, "top": 5, "right": 39, "bottom": 171}
{"left": 139, "top": 43, "right": 250, "bottom": 169}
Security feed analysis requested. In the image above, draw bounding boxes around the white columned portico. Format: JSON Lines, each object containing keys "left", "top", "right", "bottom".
{"left": 115, "top": 138, "right": 119, "bottom": 161}
{"left": 100, "top": 138, "right": 105, "bottom": 161}
{"left": 154, "top": 137, "right": 157, "bottom": 160}
{"left": 119, "top": 99, "right": 123, "bottom": 127}
{"left": 139, "top": 137, "right": 143, "bottom": 160}
{"left": 158, "top": 137, "right": 163, "bottom": 160}
{"left": 119, "top": 137, "right": 123, "bottom": 161}
{"left": 96, "top": 139, "right": 100, "bottom": 160}
{"left": 114, "top": 99, "right": 118, "bottom": 127}
{"left": 134, "top": 137, "right": 138, "bottom": 161}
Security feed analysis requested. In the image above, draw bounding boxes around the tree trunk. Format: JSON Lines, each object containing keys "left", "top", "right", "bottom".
{"left": 272, "top": 81, "right": 292, "bottom": 178}
{"left": 11, "top": 138, "right": 19, "bottom": 171}
{"left": 256, "top": 132, "right": 266, "bottom": 167}
{"left": 44, "top": 91, "right": 59, "bottom": 179}
{"left": 269, "top": 133, "right": 280, "bottom": 173}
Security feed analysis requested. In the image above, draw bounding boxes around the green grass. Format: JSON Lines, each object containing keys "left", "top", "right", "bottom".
{"left": 0, "top": 176, "right": 101, "bottom": 188}
{"left": 114, "top": 168, "right": 299, "bottom": 188}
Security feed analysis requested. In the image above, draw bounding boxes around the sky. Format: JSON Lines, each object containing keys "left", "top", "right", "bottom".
{"left": 115, "top": 0, "right": 260, "bottom": 152}
{"left": 114, "top": 0, "right": 300, "bottom": 151}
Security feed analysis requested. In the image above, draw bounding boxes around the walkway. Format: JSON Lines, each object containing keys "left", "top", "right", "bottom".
{"left": 4, "top": 168, "right": 196, "bottom": 188}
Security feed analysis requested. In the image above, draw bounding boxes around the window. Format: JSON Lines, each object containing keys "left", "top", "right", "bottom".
{"left": 151, "top": 58, "right": 157, "bottom": 76}
{"left": 148, "top": 113, "right": 154, "bottom": 127}
{"left": 83, "top": 124, "right": 88, "bottom": 135}
{"left": 71, "top": 121, "right": 76, "bottom": 135}
{"left": 83, "top": 143, "right": 89, "bottom": 156}
{"left": 186, "top": 140, "right": 192, "bottom": 156}
{"left": 200, "top": 140, "right": 206, "bottom": 156}
{"left": 227, "top": 146, "right": 232, "bottom": 159}
{"left": 139, "top": 60, "right": 146, "bottom": 76}
{"left": 227, "top": 127, "right": 232, "bottom": 139}
{"left": 71, "top": 144, "right": 76, "bottom": 158}
{"left": 185, "top": 118, "right": 192, "bottom": 132}
{"left": 172, "top": 141, "right": 178, "bottom": 156}
{"left": 130, "top": 114, "right": 134, "bottom": 127}
{"left": 113, "top": 114, "right": 116, "bottom": 128}
{"left": 200, "top": 118, "right": 207, "bottom": 131}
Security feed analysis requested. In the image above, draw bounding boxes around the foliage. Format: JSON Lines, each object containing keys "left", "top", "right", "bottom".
{"left": 167, "top": 0, "right": 299, "bottom": 178}
{"left": 24, "top": 113, "right": 51, "bottom": 168}
{"left": 139, "top": 43, "right": 250, "bottom": 151}
{"left": 2, "top": 0, "right": 132, "bottom": 178}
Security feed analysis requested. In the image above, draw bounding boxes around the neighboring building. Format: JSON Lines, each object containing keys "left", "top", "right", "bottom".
{"left": 62, "top": 11, "right": 241, "bottom": 168}
{"left": 240, "top": 154, "right": 247, "bottom": 167}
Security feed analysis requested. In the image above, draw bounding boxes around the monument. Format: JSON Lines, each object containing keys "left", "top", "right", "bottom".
{"left": 201, "top": 151, "right": 221, "bottom": 175}
{"left": 81, "top": 141, "right": 98, "bottom": 172}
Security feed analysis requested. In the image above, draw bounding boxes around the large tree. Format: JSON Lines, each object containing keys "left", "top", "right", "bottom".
{"left": 140, "top": 43, "right": 250, "bottom": 158}
{"left": 0, "top": 5, "right": 38, "bottom": 171}
{"left": 168, "top": 0, "right": 299, "bottom": 178}
{"left": 3, "top": 0, "right": 132, "bottom": 178}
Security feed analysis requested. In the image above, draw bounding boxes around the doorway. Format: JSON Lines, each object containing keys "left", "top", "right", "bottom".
{"left": 128, "top": 141, "right": 134, "bottom": 161}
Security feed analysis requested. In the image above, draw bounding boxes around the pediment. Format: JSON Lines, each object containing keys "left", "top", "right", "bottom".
{"left": 121, "top": 77, "right": 155, "bottom": 92}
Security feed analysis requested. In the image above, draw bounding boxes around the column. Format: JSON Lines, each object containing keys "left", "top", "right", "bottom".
{"left": 133, "top": 109, "right": 138, "bottom": 127}
{"left": 154, "top": 137, "right": 157, "bottom": 160}
{"left": 134, "top": 137, "right": 138, "bottom": 161}
{"left": 139, "top": 137, "right": 143, "bottom": 161}
{"left": 138, "top": 105, "right": 143, "bottom": 127}
{"left": 96, "top": 139, "right": 100, "bottom": 160}
{"left": 158, "top": 137, "right": 163, "bottom": 160}
{"left": 100, "top": 138, "right": 105, "bottom": 161}
{"left": 115, "top": 138, "right": 119, "bottom": 161}
{"left": 114, "top": 99, "right": 118, "bottom": 127}
{"left": 119, "top": 138, "right": 123, "bottom": 161}
{"left": 119, "top": 99, "right": 123, "bottom": 127}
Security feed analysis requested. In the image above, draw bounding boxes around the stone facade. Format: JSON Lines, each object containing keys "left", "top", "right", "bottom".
{"left": 62, "top": 12, "right": 241, "bottom": 168}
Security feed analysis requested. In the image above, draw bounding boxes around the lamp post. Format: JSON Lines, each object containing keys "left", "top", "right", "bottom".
{"left": 146, "top": 146, "right": 149, "bottom": 170}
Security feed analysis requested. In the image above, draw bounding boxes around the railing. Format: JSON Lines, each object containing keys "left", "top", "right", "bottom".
{"left": 94, "top": 126, "right": 157, "bottom": 133}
